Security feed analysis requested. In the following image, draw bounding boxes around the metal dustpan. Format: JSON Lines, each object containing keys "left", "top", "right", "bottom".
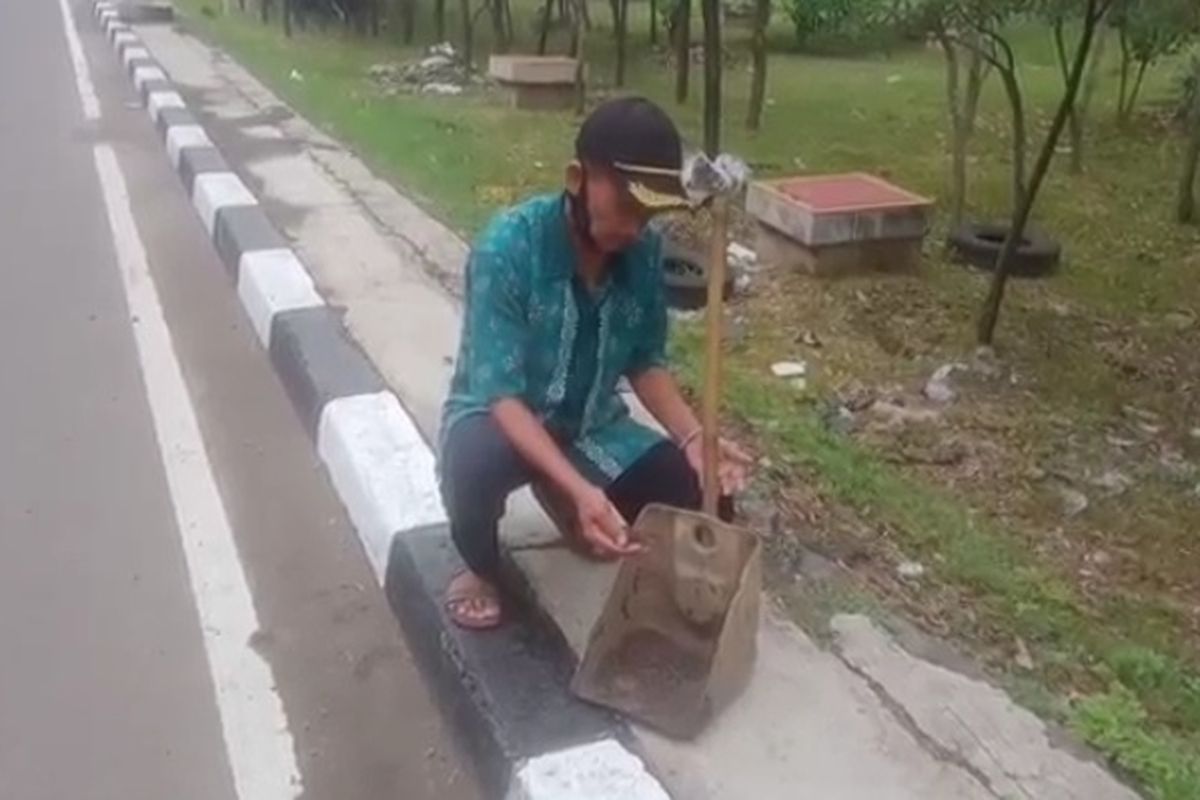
{"left": 571, "top": 193, "right": 762, "bottom": 739}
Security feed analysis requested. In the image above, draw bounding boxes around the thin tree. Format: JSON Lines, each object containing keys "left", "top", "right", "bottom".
{"left": 700, "top": 0, "right": 721, "bottom": 153}
{"left": 937, "top": 25, "right": 990, "bottom": 227}
{"left": 435, "top": 0, "right": 446, "bottom": 40}
{"left": 492, "top": 0, "right": 512, "bottom": 53}
{"left": 1051, "top": 5, "right": 1109, "bottom": 173}
{"left": 614, "top": 0, "right": 629, "bottom": 86}
{"left": 538, "top": 0, "right": 555, "bottom": 53}
{"left": 973, "top": 23, "right": 1028, "bottom": 208}
{"left": 1113, "top": 0, "right": 1198, "bottom": 126}
{"left": 400, "top": 0, "right": 417, "bottom": 42}
{"left": 650, "top": 0, "right": 659, "bottom": 44}
{"left": 746, "top": 0, "right": 770, "bottom": 130}
{"left": 893, "top": 0, "right": 995, "bottom": 228}
{"left": 674, "top": 0, "right": 691, "bottom": 103}
{"left": 574, "top": 0, "right": 588, "bottom": 113}
{"left": 1178, "top": 56, "right": 1200, "bottom": 222}
{"left": 977, "top": 0, "right": 1114, "bottom": 345}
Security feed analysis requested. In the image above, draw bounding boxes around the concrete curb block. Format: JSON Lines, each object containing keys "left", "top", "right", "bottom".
{"left": 89, "top": 5, "right": 670, "bottom": 797}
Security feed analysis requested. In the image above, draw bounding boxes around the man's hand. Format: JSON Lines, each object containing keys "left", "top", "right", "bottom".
{"left": 573, "top": 485, "right": 642, "bottom": 557}
{"left": 684, "top": 436, "right": 752, "bottom": 496}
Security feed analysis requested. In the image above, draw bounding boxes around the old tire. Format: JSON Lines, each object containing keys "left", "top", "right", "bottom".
{"left": 662, "top": 240, "right": 733, "bottom": 311}
{"left": 948, "top": 223, "right": 1061, "bottom": 278}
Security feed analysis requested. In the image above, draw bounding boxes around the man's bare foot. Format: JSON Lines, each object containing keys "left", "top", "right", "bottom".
{"left": 445, "top": 571, "right": 502, "bottom": 630}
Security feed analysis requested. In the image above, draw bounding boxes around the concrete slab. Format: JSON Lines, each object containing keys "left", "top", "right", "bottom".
{"left": 831, "top": 615, "right": 1141, "bottom": 800}
{"left": 746, "top": 173, "right": 932, "bottom": 248}
{"left": 488, "top": 55, "right": 578, "bottom": 85}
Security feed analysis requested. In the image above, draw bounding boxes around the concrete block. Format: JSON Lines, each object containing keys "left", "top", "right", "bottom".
{"left": 155, "top": 107, "right": 196, "bottom": 138}
{"left": 268, "top": 306, "right": 386, "bottom": 438}
{"left": 755, "top": 223, "right": 922, "bottom": 277}
{"left": 746, "top": 173, "right": 931, "bottom": 248}
{"left": 503, "top": 83, "right": 577, "bottom": 112}
{"left": 177, "top": 146, "right": 230, "bottom": 196}
{"left": 385, "top": 527, "right": 621, "bottom": 793}
{"left": 488, "top": 55, "right": 578, "bottom": 85}
{"left": 118, "top": 1, "right": 175, "bottom": 22}
{"left": 237, "top": 248, "right": 324, "bottom": 348}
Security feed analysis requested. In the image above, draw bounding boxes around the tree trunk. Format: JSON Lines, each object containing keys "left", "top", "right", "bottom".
{"left": 1126, "top": 58, "right": 1150, "bottom": 121}
{"left": 435, "top": 0, "right": 446, "bottom": 41}
{"left": 649, "top": 0, "right": 657, "bottom": 45}
{"left": 746, "top": 0, "right": 768, "bottom": 131}
{"left": 580, "top": 0, "right": 591, "bottom": 31}
{"left": 492, "top": 0, "right": 510, "bottom": 52}
{"left": 1073, "top": 20, "right": 1109, "bottom": 173}
{"left": 937, "top": 29, "right": 968, "bottom": 229}
{"left": 1178, "top": 68, "right": 1200, "bottom": 223}
{"left": 674, "top": 0, "right": 690, "bottom": 104}
{"left": 997, "top": 65, "right": 1027, "bottom": 211}
{"left": 282, "top": 0, "right": 291, "bottom": 35}
{"left": 260, "top": 0, "right": 269, "bottom": 24}
{"left": 978, "top": 0, "right": 1108, "bottom": 345}
{"left": 370, "top": 0, "right": 381, "bottom": 35}
{"left": 614, "top": 0, "right": 628, "bottom": 86}
{"left": 460, "top": 0, "right": 475, "bottom": 70}
{"left": 1116, "top": 27, "right": 1132, "bottom": 125}
{"left": 574, "top": 0, "right": 587, "bottom": 113}
{"left": 538, "top": 0, "right": 555, "bottom": 53}
{"left": 700, "top": 0, "right": 721, "bottom": 155}
{"left": 401, "top": 0, "right": 415, "bottom": 42}
{"left": 964, "top": 43, "right": 987, "bottom": 138}
{"left": 1053, "top": 20, "right": 1083, "bottom": 175}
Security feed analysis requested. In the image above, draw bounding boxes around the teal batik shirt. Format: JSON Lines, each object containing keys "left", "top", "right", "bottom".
{"left": 440, "top": 193, "right": 669, "bottom": 486}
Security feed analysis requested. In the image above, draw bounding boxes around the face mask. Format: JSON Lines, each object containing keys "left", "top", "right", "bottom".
{"left": 568, "top": 168, "right": 598, "bottom": 251}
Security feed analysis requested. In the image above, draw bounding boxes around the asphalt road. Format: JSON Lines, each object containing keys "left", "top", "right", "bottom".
{"left": 0, "top": 0, "right": 479, "bottom": 798}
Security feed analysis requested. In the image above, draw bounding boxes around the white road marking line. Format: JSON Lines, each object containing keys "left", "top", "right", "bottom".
{"left": 92, "top": 144, "right": 303, "bottom": 800}
{"left": 54, "top": 0, "right": 99, "bottom": 120}
{"left": 317, "top": 393, "right": 447, "bottom": 582}
{"left": 237, "top": 249, "right": 324, "bottom": 347}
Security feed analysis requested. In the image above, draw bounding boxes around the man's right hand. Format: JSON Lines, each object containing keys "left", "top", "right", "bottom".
{"left": 573, "top": 485, "right": 641, "bottom": 557}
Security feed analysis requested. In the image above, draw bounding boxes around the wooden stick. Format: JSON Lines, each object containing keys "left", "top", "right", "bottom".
{"left": 701, "top": 197, "right": 728, "bottom": 517}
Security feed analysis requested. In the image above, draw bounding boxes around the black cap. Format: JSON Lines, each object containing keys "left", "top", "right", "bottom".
{"left": 575, "top": 97, "right": 690, "bottom": 211}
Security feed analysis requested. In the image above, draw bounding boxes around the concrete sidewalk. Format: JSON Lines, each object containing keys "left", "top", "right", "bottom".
{"left": 132, "top": 17, "right": 1142, "bottom": 799}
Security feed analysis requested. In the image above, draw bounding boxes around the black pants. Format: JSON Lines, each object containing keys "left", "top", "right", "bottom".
{"left": 439, "top": 414, "right": 733, "bottom": 578}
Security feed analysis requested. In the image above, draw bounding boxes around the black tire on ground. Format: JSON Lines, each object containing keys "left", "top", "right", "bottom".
{"left": 661, "top": 240, "right": 733, "bottom": 310}
{"left": 948, "top": 222, "right": 1062, "bottom": 279}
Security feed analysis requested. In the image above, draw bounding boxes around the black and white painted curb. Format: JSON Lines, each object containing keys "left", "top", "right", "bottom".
{"left": 91, "top": 4, "right": 670, "bottom": 798}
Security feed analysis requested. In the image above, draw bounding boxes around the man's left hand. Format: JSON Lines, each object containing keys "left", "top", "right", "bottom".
{"left": 683, "top": 436, "right": 752, "bottom": 496}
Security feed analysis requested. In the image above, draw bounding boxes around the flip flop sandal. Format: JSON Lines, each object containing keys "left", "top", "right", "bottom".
{"left": 444, "top": 575, "right": 502, "bottom": 631}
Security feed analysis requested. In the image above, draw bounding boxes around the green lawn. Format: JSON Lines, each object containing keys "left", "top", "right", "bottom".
{"left": 173, "top": 3, "right": 1200, "bottom": 796}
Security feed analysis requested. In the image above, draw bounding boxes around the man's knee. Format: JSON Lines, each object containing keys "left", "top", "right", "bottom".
{"left": 440, "top": 414, "right": 528, "bottom": 516}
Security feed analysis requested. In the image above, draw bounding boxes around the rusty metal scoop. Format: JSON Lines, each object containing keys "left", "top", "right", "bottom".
{"left": 571, "top": 161, "right": 761, "bottom": 739}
